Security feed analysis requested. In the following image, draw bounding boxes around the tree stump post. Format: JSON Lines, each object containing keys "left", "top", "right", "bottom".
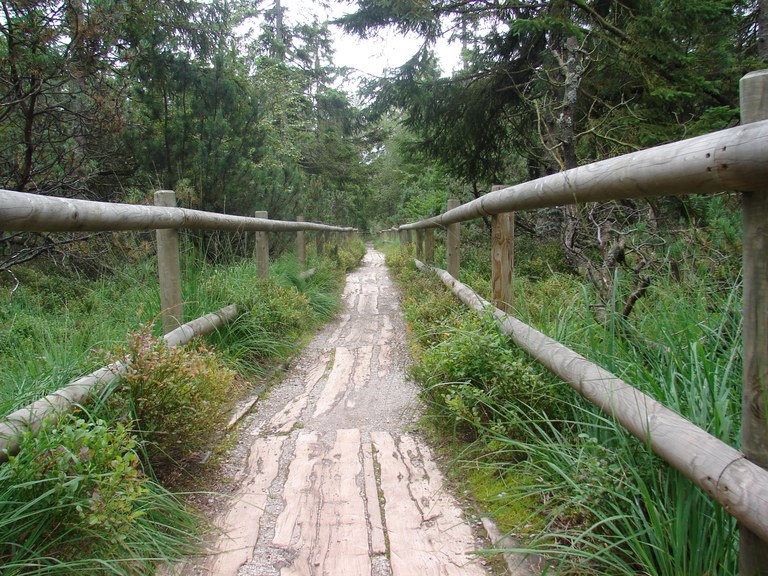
{"left": 446, "top": 199, "right": 461, "bottom": 278}
{"left": 739, "top": 68, "right": 768, "bottom": 575}
{"left": 154, "top": 190, "right": 183, "bottom": 334}
{"left": 297, "top": 216, "right": 306, "bottom": 266}
{"left": 255, "top": 210, "right": 269, "bottom": 279}
{"left": 491, "top": 185, "right": 515, "bottom": 312}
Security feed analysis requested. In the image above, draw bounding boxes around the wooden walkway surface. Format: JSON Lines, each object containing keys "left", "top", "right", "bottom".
{"left": 179, "top": 248, "right": 491, "bottom": 576}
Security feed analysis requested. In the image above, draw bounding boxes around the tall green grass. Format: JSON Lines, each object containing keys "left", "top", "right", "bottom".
{"left": 386, "top": 242, "right": 742, "bottom": 576}
{"left": 0, "top": 232, "right": 359, "bottom": 573}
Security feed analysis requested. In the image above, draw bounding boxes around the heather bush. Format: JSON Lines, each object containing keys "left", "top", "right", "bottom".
{"left": 109, "top": 328, "right": 241, "bottom": 476}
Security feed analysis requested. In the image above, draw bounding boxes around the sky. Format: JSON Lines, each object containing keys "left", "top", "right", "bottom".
{"left": 277, "top": 0, "right": 463, "bottom": 93}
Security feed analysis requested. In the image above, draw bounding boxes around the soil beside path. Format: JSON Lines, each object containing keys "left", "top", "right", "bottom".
{"left": 177, "top": 246, "right": 493, "bottom": 576}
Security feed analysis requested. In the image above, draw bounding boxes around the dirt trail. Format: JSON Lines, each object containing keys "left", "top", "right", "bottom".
{"left": 179, "top": 247, "right": 492, "bottom": 576}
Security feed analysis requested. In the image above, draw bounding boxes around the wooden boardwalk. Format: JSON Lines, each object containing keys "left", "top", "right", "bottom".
{"left": 178, "top": 248, "right": 491, "bottom": 576}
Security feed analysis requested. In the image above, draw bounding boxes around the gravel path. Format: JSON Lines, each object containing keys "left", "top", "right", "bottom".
{"left": 174, "top": 246, "right": 493, "bottom": 576}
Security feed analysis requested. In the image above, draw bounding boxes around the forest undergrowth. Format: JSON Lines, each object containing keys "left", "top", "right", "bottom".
{"left": 0, "top": 233, "right": 365, "bottom": 574}
{"left": 382, "top": 217, "right": 742, "bottom": 576}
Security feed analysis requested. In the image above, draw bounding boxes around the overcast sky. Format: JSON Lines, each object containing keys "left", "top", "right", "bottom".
{"left": 277, "top": 0, "right": 462, "bottom": 93}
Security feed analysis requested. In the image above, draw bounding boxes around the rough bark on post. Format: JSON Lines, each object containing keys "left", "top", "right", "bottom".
{"left": 255, "top": 210, "right": 269, "bottom": 279}
{"left": 739, "top": 69, "right": 768, "bottom": 575}
{"left": 424, "top": 228, "right": 435, "bottom": 264}
{"left": 415, "top": 229, "right": 425, "bottom": 261}
{"left": 155, "top": 190, "right": 183, "bottom": 334}
{"left": 446, "top": 199, "right": 461, "bottom": 279}
{"left": 316, "top": 231, "right": 325, "bottom": 257}
{"left": 297, "top": 215, "right": 306, "bottom": 266}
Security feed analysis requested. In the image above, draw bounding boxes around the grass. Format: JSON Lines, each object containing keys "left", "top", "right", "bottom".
{"left": 0, "top": 232, "right": 363, "bottom": 573}
{"left": 383, "top": 239, "right": 742, "bottom": 576}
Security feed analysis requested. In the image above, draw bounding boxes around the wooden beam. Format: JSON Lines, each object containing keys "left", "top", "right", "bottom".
{"left": 296, "top": 215, "right": 306, "bottom": 266}
{"left": 397, "top": 119, "right": 768, "bottom": 230}
{"left": 415, "top": 228, "right": 424, "bottom": 261}
{"left": 490, "top": 185, "right": 515, "bottom": 312}
{"left": 446, "top": 198, "right": 460, "bottom": 279}
{"left": 0, "top": 189, "right": 353, "bottom": 233}
{"left": 155, "top": 190, "right": 183, "bottom": 334}
{"left": 424, "top": 227, "right": 435, "bottom": 264}
{"left": 254, "top": 210, "right": 269, "bottom": 279}
{"left": 739, "top": 69, "right": 768, "bottom": 575}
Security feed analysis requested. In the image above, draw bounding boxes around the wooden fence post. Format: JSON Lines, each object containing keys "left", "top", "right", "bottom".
{"left": 316, "top": 231, "right": 325, "bottom": 257}
{"left": 446, "top": 198, "right": 461, "bottom": 278}
{"left": 424, "top": 228, "right": 435, "bottom": 264}
{"left": 491, "top": 185, "right": 515, "bottom": 312}
{"left": 254, "top": 210, "right": 269, "bottom": 279}
{"left": 415, "top": 229, "right": 425, "bottom": 261}
{"left": 154, "top": 190, "right": 183, "bottom": 334}
{"left": 297, "top": 215, "right": 306, "bottom": 266}
{"left": 739, "top": 69, "right": 768, "bottom": 576}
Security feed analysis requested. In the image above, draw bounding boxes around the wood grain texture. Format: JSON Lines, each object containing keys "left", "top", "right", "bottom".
{"left": 372, "top": 431, "right": 486, "bottom": 575}
{"left": 490, "top": 211, "right": 514, "bottom": 312}
{"left": 204, "top": 435, "right": 285, "bottom": 575}
{"left": 446, "top": 199, "right": 461, "bottom": 279}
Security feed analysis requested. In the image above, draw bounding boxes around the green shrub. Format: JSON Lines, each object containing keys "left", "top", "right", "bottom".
{"left": 110, "top": 329, "right": 241, "bottom": 476}
{"left": 0, "top": 413, "right": 200, "bottom": 573}
{"left": 413, "top": 321, "right": 562, "bottom": 441}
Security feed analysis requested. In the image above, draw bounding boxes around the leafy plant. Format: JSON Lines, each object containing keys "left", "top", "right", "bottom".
{"left": 0, "top": 412, "right": 200, "bottom": 574}
{"left": 108, "top": 328, "right": 241, "bottom": 477}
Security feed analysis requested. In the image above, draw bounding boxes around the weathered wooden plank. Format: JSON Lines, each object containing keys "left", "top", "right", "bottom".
{"left": 313, "top": 347, "right": 355, "bottom": 417}
{"left": 297, "top": 215, "right": 306, "bottom": 266}
{"left": 362, "top": 441, "right": 387, "bottom": 555}
{"left": 372, "top": 431, "right": 486, "bottom": 575}
{"left": 268, "top": 353, "right": 331, "bottom": 434}
{"left": 416, "top": 258, "right": 768, "bottom": 546}
{"left": 397, "top": 119, "right": 768, "bottom": 230}
{"left": 275, "top": 430, "right": 371, "bottom": 576}
{"left": 204, "top": 435, "right": 285, "bottom": 576}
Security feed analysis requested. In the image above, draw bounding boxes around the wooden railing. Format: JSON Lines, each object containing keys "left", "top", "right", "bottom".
{"left": 389, "top": 69, "right": 768, "bottom": 573}
{"left": 0, "top": 189, "right": 355, "bottom": 460}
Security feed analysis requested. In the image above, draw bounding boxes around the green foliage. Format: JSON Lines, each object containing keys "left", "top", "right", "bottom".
{"left": 108, "top": 329, "right": 241, "bottom": 475}
{"left": 0, "top": 413, "right": 199, "bottom": 573}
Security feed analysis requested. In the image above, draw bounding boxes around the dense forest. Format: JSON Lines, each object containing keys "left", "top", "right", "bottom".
{"left": 1, "top": 0, "right": 766, "bottom": 574}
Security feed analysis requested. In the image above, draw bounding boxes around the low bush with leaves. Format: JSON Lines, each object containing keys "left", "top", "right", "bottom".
{"left": 108, "top": 328, "right": 242, "bottom": 478}
{"left": 0, "top": 413, "right": 199, "bottom": 574}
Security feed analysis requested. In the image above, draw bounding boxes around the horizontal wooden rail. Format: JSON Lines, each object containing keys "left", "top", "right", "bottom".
{"left": 415, "top": 259, "right": 768, "bottom": 546}
{"left": 0, "top": 189, "right": 354, "bottom": 233}
{"left": 0, "top": 304, "right": 240, "bottom": 462}
{"left": 398, "top": 119, "right": 768, "bottom": 230}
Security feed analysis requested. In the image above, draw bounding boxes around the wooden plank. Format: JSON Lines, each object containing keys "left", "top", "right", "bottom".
{"left": 739, "top": 69, "right": 768, "bottom": 573}
{"left": 416, "top": 258, "right": 768, "bottom": 546}
{"left": 372, "top": 431, "right": 486, "bottom": 575}
{"left": 204, "top": 435, "right": 285, "bottom": 576}
{"left": 362, "top": 441, "right": 387, "bottom": 555}
{"left": 313, "top": 347, "right": 355, "bottom": 417}
{"left": 297, "top": 215, "right": 306, "bottom": 266}
{"left": 275, "top": 430, "right": 371, "bottom": 576}
{"left": 268, "top": 352, "right": 331, "bottom": 434}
